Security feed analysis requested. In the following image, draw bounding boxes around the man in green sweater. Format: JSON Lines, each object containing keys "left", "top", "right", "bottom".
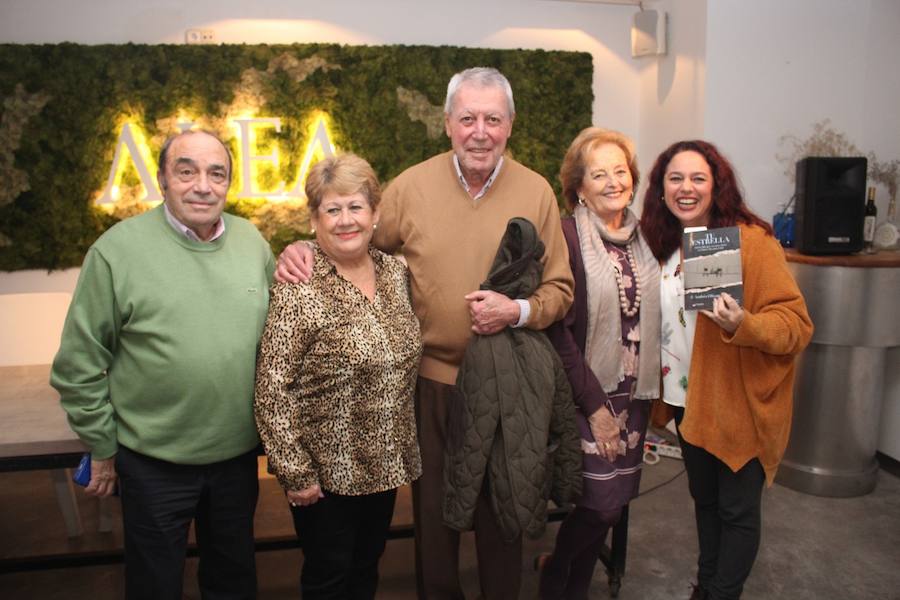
{"left": 51, "top": 130, "right": 274, "bottom": 600}
{"left": 277, "top": 67, "right": 574, "bottom": 599}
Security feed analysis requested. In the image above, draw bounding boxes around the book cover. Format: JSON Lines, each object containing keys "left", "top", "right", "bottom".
{"left": 682, "top": 226, "right": 742, "bottom": 311}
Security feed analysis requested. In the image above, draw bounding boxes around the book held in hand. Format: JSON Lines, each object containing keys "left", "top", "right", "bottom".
{"left": 682, "top": 226, "right": 742, "bottom": 311}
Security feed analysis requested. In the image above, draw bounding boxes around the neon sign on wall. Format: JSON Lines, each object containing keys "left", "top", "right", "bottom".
{"left": 95, "top": 113, "right": 337, "bottom": 205}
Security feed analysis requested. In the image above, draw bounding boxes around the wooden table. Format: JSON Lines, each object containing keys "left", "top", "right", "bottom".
{"left": 0, "top": 364, "right": 86, "bottom": 471}
{"left": 0, "top": 364, "right": 89, "bottom": 541}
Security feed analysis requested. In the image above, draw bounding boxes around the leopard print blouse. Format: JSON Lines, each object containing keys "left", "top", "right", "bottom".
{"left": 254, "top": 244, "right": 423, "bottom": 495}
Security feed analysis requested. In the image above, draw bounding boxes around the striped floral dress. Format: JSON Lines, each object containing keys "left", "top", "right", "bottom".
{"left": 576, "top": 240, "right": 651, "bottom": 512}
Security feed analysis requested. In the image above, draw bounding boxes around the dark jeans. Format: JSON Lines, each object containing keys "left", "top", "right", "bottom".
{"left": 674, "top": 408, "right": 765, "bottom": 600}
{"left": 412, "top": 376, "right": 523, "bottom": 600}
{"left": 539, "top": 506, "right": 622, "bottom": 600}
{"left": 115, "top": 445, "right": 259, "bottom": 600}
{"left": 290, "top": 488, "right": 397, "bottom": 599}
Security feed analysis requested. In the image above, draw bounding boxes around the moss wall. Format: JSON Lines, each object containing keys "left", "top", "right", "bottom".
{"left": 0, "top": 43, "right": 593, "bottom": 270}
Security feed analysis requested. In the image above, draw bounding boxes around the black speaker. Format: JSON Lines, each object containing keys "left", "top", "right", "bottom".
{"left": 794, "top": 157, "right": 867, "bottom": 255}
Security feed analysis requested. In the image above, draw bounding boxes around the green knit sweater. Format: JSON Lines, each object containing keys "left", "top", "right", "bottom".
{"left": 51, "top": 205, "right": 274, "bottom": 464}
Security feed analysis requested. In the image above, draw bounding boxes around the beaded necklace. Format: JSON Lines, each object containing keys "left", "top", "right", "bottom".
{"left": 608, "top": 243, "right": 642, "bottom": 317}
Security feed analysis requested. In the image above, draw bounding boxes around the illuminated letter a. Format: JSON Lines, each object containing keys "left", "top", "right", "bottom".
{"left": 96, "top": 123, "right": 163, "bottom": 204}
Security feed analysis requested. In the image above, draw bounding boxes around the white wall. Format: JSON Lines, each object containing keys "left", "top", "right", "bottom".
{"left": 861, "top": 0, "right": 900, "bottom": 212}
{"left": 631, "top": 0, "right": 900, "bottom": 222}
{"left": 633, "top": 0, "right": 707, "bottom": 214}
{"left": 703, "top": 0, "right": 900, "bottom": 221}
{"left": 0, "top": 0, "right": 641, "bottom": 141}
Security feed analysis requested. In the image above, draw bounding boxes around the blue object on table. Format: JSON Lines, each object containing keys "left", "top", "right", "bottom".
{"left": 774, "top": 195, "right": 796, "bottom": 248}
{"left": 73, "top": 453, "right": 91, "bottom": 487}
{"left": 773, "top": 212, "right": 795, "bottom": 247}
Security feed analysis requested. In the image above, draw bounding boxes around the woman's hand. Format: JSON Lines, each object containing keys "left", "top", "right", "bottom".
{"left": 275, "top": 241, "right": 315, "bottom": 284}
{"left": 701, "top": 292, "right": 745, "bottom": 333}
{"left": 287, "top": 484, "right": 324, "bottom": 508}
{"left": 588, "top": 408, "right": 620, "bottom": 462}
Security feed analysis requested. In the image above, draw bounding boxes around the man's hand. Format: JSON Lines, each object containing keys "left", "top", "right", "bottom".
{"left": 85, "top": 457, "right": 117, "bottom": 498}
{"left": 287, "top": 484, "right": 324, "bottom": 508}
{"left": 700, "top": 292, "right": 745, "bottom": 334}
{"left": 464, "top": 290, "right": 521, "bottom": 335}
{"left": 274, "top": 241, "right": 315, "bottom": 284}
{"left": 587, "top": 408, "right": 621, "bottom": 463}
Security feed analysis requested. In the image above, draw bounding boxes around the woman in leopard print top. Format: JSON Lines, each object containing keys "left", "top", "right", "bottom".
{"left": 254, "top": 154, "right": 422, "bottom": 597}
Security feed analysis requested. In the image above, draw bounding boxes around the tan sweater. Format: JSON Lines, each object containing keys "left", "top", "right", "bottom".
{"left": 375, "top": 151, "right": 574, "bottom": 385}
{"left": 680, "top": 225, "right": 814, "bottom": 485}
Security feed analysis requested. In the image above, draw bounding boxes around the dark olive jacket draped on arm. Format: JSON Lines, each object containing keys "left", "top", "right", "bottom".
{"left": 443, "top": 218, "right": 582, "bottom": 542}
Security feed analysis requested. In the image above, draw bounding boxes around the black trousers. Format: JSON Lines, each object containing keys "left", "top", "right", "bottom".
{"left": 674, "top": 408, "right": 765, "bottom": 600}
{"left": 539, "top": 506, "right": 622, "bottom": 600}
{"left": 115, "top": 445, "right": 259, "bottom": 600}
{"left": 291, "top": 487, "right": 398, "bottom": 599}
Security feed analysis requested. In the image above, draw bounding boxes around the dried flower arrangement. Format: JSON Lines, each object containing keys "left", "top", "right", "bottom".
{"left": 869, "top": 157, "right": 899, "bottom": 207}
{"left": 776, "top": 119, "right": 863, "bottom": 183}
{"left": 777, "top": 119, "right": 898, "bottom": 206}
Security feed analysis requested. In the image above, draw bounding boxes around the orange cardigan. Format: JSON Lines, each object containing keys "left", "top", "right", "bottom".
{"left": 680, "top": 224, "right": 813, "bottom": 485}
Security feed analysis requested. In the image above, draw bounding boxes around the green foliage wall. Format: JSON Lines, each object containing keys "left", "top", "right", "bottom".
{"left": 0, "top": 43, "right": 593, "bottom": 270}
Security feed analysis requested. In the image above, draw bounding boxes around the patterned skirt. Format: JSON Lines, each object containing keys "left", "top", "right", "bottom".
{"left": 575, "top": 374, "right": 651, "bottom": 512}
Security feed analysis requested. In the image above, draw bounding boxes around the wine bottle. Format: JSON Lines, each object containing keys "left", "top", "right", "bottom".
{"left": 863, "top": 186, "right": 877, "bottom": 253}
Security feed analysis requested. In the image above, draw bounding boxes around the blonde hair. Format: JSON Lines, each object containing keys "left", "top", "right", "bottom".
{"left": 305, "top": 154, "right": 382, "bottom": 212}
{"left": 559, "top": 127, "right": 639, "bottom": 211}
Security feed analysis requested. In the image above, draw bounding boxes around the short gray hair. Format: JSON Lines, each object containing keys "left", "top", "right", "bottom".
{"left": 444, "top": 67, "right": 515, "bottom": 117}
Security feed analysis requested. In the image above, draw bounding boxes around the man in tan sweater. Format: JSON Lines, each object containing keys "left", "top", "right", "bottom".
{"left": 277, "top": 67, "right": 574, "bottom": 599}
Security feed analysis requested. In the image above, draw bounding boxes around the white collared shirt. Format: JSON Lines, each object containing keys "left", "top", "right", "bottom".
{"left": 452, "top": 154, "right": 504, "bottom": 202}
{"left": 163, "top": 203, "right": 225, "bottom": 242}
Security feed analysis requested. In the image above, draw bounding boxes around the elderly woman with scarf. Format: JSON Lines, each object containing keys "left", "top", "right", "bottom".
{"left": 538, "top": 127, "right": 661, "bottom": 599}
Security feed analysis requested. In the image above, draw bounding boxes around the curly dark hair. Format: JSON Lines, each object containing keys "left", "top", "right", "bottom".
{"left": 639, "top": 140, "right": 772, "bottom": 261}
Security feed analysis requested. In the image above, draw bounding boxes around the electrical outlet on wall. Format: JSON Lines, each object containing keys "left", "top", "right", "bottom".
{"left": 185, "top": 29, "right": 215, "bottom": 44}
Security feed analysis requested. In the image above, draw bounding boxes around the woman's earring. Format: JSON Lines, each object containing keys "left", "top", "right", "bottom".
{"left": 577, "top": 196, "right": 586, "bottom": 207}
{"left": 373, "top": 222, "right": 379, "bottom": 231}
{"left": 310, "top": 227, "right": 316, "bottom": 235}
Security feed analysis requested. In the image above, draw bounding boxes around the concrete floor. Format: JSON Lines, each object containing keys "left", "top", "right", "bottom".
{"left": 2, "top": 453, "right": 899, "bottom": 599}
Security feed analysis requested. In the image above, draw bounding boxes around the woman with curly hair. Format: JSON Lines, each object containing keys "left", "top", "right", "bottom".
{"left": 641, "top": 140, "right": 813, "bottom": 600}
